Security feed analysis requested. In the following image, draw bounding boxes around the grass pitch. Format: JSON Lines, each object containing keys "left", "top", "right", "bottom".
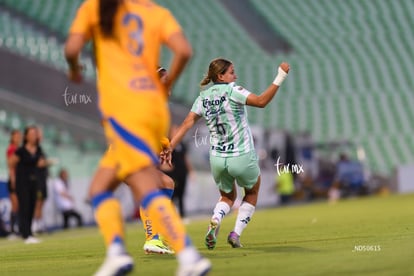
{"left": 1, "top": 193, "right": 413, "bottom": 276}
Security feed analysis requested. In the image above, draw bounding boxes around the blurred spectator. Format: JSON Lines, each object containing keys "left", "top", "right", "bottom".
{"left": 32, "top": 127, "right": 49, "bottom": 234}
{"left": 8, "top": 126, "right": 48, "bottom": 244}
{"left": 330, "top": 153, "right": 367, "bottom": 200}
{"left": 275, "top": 171, "right": 295, "bottom": 205}
{"left": 162, "top": 124, "right": 193, "bottom": 218}
{"left": 6, "top": 129, "right": 22, "bottom": 236}
{"left": 53, "top": 169, "right": 83, "bottom": 229}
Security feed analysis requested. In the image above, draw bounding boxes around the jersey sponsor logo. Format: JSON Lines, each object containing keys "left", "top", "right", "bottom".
{"left": 205, "top": 106, "right": 225, "bottom": 118}
{"left": 202, "top": 96, "right": 226, "bottom": 108}
{"left": 240, "top": 217, "right": 251, "bottom": 224}
{"left": 211, "top": 143, "right": 234, "bottom": 152}
{"left": 129, "top": 77, "right": 156, "bottom": 90}
{"left": 219, "top": 210, "right": 226, "bottom": 218}
{"left": 145, "top": 219, "right": 153, "bottom": 236}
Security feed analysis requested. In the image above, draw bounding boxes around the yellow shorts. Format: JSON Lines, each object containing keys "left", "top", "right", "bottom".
{"left": 99, "top": 95, "right": 170, "bottom": 180}
{"left": 99, "top": 144, "right": 117, "bottom": 169}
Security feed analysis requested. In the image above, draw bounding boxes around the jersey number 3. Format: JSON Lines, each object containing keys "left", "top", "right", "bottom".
{"left": 122, "top": 13, "right": 144, "bottom": 56}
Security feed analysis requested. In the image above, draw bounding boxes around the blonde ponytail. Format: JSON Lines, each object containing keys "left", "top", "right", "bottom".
{"left": 199, "top": 58, "right": 232, "bottom": 88}
{"left": 200, "top": 75, "right": 211, "bottom": 87}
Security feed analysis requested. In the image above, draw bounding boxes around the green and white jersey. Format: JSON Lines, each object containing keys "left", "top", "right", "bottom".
{"left": 191, "top": 82, "right": 255, "bottom": 157}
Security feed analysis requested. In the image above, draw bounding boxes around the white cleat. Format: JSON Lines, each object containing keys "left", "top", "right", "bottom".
{"left": 176, "top": 257, "right": 211, "bottom": 276}
{"left": 24, "top": 236, "right": 41, "bottom": 244}
{"left": 94, "top": 254, "right": 134, "bottom": 276}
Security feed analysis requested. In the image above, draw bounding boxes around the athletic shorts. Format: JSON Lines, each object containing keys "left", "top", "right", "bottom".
{"left": 99, "top": 144, "right": 117, "bottom": 169}
{"left": 209, "top": 150, "right": 260, "bottom": 193}
{"left": 100, "top": 96, "right": 169, "bottom": 180}
{"left": 99, "top": 138, "right": 170, "bottom": 170}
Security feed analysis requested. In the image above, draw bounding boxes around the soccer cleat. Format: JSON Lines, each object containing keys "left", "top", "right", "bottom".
{"left": 7, "top": 233, "right": 20, "bottom": 241}
{"left": 94, "top": 254, "right": 134, "bottom": 276}
{"left": 24, "top": 236, "right": 41, "bottom": 244}
{"left": 143, "top": 238, "right": 174, "bottom": 255}
{"left": 227, "top": 231, "right": 243, "bottom": 248}
{"left": 204, "top": 218, "right": 220, "bottom": 250}
{"left": 176, "top": 257, "right": 212, "bottom": 276}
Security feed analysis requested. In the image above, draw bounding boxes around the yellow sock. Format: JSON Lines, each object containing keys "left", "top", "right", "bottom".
{"left": 140, "top": 206, "right": 156, "bottom": 241}
{"left": 144, "top": 193, "right": 188, "bottom": 253}
{"left": 141, "top": 189, "right": 174, "bottom": 242}
{"left": 94, "top": 197, "right": 125, "bottom": 247}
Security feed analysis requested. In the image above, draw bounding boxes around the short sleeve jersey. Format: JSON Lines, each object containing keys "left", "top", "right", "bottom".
{"left": 69, "top": 0, "right": 183, "bottom": 116}
{"left": 191, "top": 82, "right": 255, "bottom": 157}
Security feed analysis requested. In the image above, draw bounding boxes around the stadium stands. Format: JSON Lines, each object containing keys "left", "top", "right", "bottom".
{"left": 0, "top": 9, "right": 95, "bottom": 79}
{"left": 0, "top": 0, "right": 413, "bottom": 175}
{"left": 0, "top": 108, "right": 102, "bottom": 179}
{"left": 1, "top": 0, "right": 82, "bottom": 37}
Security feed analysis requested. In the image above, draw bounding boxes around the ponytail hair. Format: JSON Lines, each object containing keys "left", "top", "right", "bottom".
{"left": 200, "top": 76, "right": 211, "bottom": 87}
{"left": 99, "top": 0, "right": 120, "bottom": 38}
{"left": 199, "top": 58, "right": 232, "bottom": 87}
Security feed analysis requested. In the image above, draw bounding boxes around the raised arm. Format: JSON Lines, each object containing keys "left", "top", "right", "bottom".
{"left": 246, "top": 62, "right": 290, "bottom": 108}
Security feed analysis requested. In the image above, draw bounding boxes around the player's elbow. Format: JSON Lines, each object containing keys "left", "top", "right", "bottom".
{"left": 64, "top": 44, "right": 78, "bottom": 61}
{"left": 169, "top": 32, "right": 193, "bottom": 61}
{"left": 256, "top": 100, "right": 267, "bottom": 108}
{"left": 64, "top": 35, "right": 84, "bottom": 60}
{"left": 246, "top": 94, "right": 267, "bottom": 108}
{"left": 180, "top": 44, "right": 193, "bottom": 61}
{"left": 252, "top": 98, "right": 267, "bottom": 108}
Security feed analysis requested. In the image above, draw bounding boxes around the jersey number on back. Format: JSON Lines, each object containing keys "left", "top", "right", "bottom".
{"left": 214, "top": 116, "right": 226, "bottom": 135}
{"left": 122, "top": 13, "right": 144, "bottom": 56}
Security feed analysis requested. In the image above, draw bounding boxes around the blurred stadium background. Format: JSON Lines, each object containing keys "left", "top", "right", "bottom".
{"left": 0, "top": 0, "right": 413, "bottom": 228}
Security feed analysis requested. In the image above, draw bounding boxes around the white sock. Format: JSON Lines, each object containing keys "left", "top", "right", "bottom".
{"left": 212, "top": 201, "right": 231, "bottom": 224}
{"left": 32, "top": 219, "right": 40, "bottom": 232}
{"left": 107, "top": 241, "right": 126, "bottom": 257}
{"left": 234, "top": 202, "right": 255, "bottom": 236}
{"left": 37, "top": 219, "right": 45, "bottom": 231}
{"left": 177, "top": 246, "right": 201, "bottom": 266}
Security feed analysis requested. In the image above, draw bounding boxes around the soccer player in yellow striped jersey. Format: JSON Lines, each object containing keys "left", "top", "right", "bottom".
{"left": 100, "top": 67, "right": 177, "bottom": 255}
{"left": 64, "top": 1, "right": 211, "bottom": 275}
{"left": 80, "top": 68, "right": 175, "bottom": 255}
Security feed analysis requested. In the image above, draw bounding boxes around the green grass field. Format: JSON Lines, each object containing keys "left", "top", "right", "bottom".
{"left": 1, "top": 193, "right": 414, "bottom": 276}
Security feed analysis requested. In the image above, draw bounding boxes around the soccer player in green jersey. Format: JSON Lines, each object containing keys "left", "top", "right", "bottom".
{"left": 164, "top": 58, "right": 290, "bottom": 249}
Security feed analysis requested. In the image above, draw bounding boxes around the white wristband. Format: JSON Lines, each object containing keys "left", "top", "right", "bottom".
{"left": 273, "top": 67, "right": 288, "bottom": 86}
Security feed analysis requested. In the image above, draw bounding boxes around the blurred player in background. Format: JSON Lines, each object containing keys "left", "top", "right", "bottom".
{"left": 64, "top": 0, "right": 211, "bottom": 275}
{"left": 8, "top": 126, "right": 49, "bottom": 244}
{"left": 165, "top": 58, "right": 290, "bottom": 249}
{"left": 162, "top": 124, "right": 193, "bottom": 219}
{"left": 32, "top": 127, "right": 49, "bottom": 234}
{"left": 138, "top": 67, "right": 175, "bottom": 255}
{"left": 6, "top": 129, "right": 22, "bottom": 237}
